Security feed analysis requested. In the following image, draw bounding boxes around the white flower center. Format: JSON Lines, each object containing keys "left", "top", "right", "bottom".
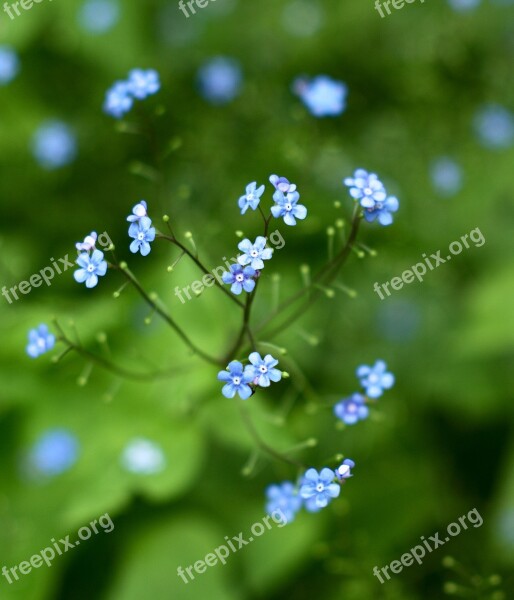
{"left": 368, "top": 374, "right": 379, "bottom": 384}
{"left": 247, "top": 193, "right": 255, "bottom": 201}
{"left": 364, "top": 187, "right": 372, "bottom": 196}
{"left": 316, "top": 483, "right": 324, "bottom": 492}
{"left": 259, "top": 365, "right": 268, "bottom": 373}
{"left": 251, "top": 250, "right": 258, "bottom": 257}
{"left": 285, "top": 203, "right": 292, "bottom": 211}
{"left": 236, "top": 274, "right": 244, "bottom": 282}
{"left": 233, "top": 376, "right": 241, "bottom": 385}
{"left": 87, "top": 265, "right": 95, "bottom": 272}
{"left": 138, "top": 232, "right": 145, "bottom": 240}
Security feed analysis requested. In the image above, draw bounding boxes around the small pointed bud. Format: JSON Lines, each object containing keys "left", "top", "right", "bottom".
{"left": 281, "top": 371, "right": 290, "bottom": 378}
{"left": 235, "top": 230, "right": 244, "bottom": 238}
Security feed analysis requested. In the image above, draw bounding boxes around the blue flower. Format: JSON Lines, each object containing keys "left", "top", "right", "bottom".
{"left": 126, "top": 200, "right": 148, "bottom": 223}
{"left": 335, "top": 458, "right": 355, "bottom": 482}
{"left": 127, "top": 68, "right": 161, "bottom": 100}
{"left": 357, "top": 360, "right": 395, "bottom": 398}
{"left": 28, "top": 429, "right": 79, "bottom": 476}
{"left": 334, "top": 393, "right": 369, "bottom": 425}
{"left": 222, "top": 264, "right": 256, "bottom": 295}
{"left": 271, "top": 190, "right": 307, "bottom": 226}
{"left": 198, "top": 56, "right": 242, "bottom": 105}
{"left": 343, "top": 169, "right": 387, "bottom": 208}
{"left": 129, "top": 216, "right": 156, "bottom": 256}
{"left": 0, "top": 45, "right": 20, "bottom": 85}
{"left": 121, "top": 438, "right": 166, "bottom": 474}
{"left": 103, "top": 81, "right": 134, "bottom": 119}
{"left": 294, "top": 75, "right": 347, "bottom": 117}
{"left": 266, "top": 482, "right": 302, "bottom": 523}
{"left": 78, "top": 0, "right": 120, "bottom": 34}
{"left": 75, "top": 231, "right": 98, "bottom": 252}
{"left": 26, "top": 324, "right": 55, "bottom": 358}
{"left": 430, "top": 157, "right": 463, "bottom": 197}
{"left": 473, "top": 104, "right": 514, "bottom": 149}
{"left": 74, "top": 249, "right": 108, "bottom": 288}
{"left": 238, "top": 182, "right": 265, "bottom": 215}
{"left": 300, "top": 467, "right": 340, "bottom": 511}
{"left": 246, "top": 352, "right": 282, "bottom": 387}
{"left": 217, "top": 361, "right": 254, "bottom": 399}
{"left": 363, "top": 195, "right": 399, "bottom": 226}
{"left": 269, "top": 174, "right": 297, "bottom": 194}
{"left": 31, "top": 121, "right": 77, "bottom": 169}
{"left": 448, "top": 0, "right": 481, "bottom": 11}
{"left": 237, "top": 236, "right": 273, "bottom": 270}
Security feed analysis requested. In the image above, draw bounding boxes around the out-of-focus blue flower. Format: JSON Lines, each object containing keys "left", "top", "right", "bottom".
{"left": 238, "top": 182, "right": 265, "bottom": 215}
{"left": 447, "top": 0, "right": 481, "bottom": 11}
{"left": 121, "top": 438, "right": 166, "bottom": 474}
{"left": 127, "top": 200, "right": 148, "bottom": 222}
{"left": 266, "top": 482, "right": 302, "bottom": 523}
{"left": 363, "top": 195, "right": 399, "bottom": 226}
{"left": 198, "top": 57, "right": 242, "bottom": 105}
{"left": 334, "top": 393, "right": 369, "bottom": 425}
{"left": 127, "top": 69, "right": 161, "bottom": 100}
{"left": 300, "top": 467, "right": 340, "bottom": 511}
{"left": 430, "top": 157, "right": 463, "bottom": 196}
{"left": 293, "top": 75, "right": 347, "bottom": 117}
{"left": 103, "top": 81, "right": 134, "bottom": 119}
{"left": 75, "top": 231, "right": 98, "bottom": 252}
{"left": 357, "top": 360, "right": 395, "bottom": 398}
{"left": 335, "top": 458, "right": 355, "bottom": 482}
{"left": 473, "top": 104, "right": 514, "bottom": 149}
{"left": 271, "top": 190, "right": 307, "bottom": 226}
{"left": 222, "top": 264, "right": 256, "bottom": 295}
{"left": 0, "top": 45, "right": 20, "bottom": 85}
{"left": 237, "top": 236, "right": 273, "bottom": 270}
{"left": 74, "top": 249, "right": 108, "bottom": 288}
{"left": 26, "top": 324, "right": 55, "bottom": 359}
{"left": 246, "top": 352, "right": 282, "bottom": 387}
{"left": 31, "top": 121, "right": 77, "bottom": 169}
{"left": 377, "top": 299, "right": 420, "bottom": 342}
{"left": 28, "top": 429, "right": 79, "bottom": 476}
{"left": 129, "top": 216, "right": 156, "bottom": 257}
{"left": 343, "top": 169, "right": 387, "bottom": 208}
{"left": 217, "top": 360, "right": 254, "bottom": 399}
{"left": 269, "top": 174, "right": 297, "bottom": 194}
{"left": 78, "top": 0, "right": 120, "bottom": 34}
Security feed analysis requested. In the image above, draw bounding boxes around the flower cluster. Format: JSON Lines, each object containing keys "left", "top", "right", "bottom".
{"left": 343, "top": 168, "right": 399, "bottom": 226}
{"left": 333, "top": 360, "right": 395, "bottom": 426}
{"left": 237, "top": 174, "right": 307, "bottom": 226}
{"left": 26, "top": 324, "right": 55, "bottom": 359}
{"left": 266, "top": 459, "right": 355, "bottom": 522}
{"left": 104, "top": 69, "right": 160, "bottom": 119}
{"left": 127, "top": 201, "right": 156, "bottom": 256}
{"left": 74, "top": 231, "right": 108, "bottom": 289}
{"left": 217, "top": 353, "right": 282, "bottom": 399}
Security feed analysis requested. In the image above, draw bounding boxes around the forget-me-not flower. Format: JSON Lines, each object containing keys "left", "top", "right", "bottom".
{"left": 246, "top": 352, "right": 282, "bottom": 387}
{"left": 127, "top": 200, "right": 148, "bottom": 223}
{"left": 238, "top": 182, "right": 265, "bottom": 215}
{"left": 271, "top": 190, "right": 307, "bottom": 226}
{"left": 343, "top": 169, "right": 387, "bottom": 208}
{"left": 222, "top": 264, "right": 256, "bottom": 295}
{"left": 333, "top": 393, "right": 369, "bottom": 425}
{"left": 76, "top": 231, "right": 98, "bottom": 252}
{"left": 26, "top": 324, "right": 55, "bottom": 358}
{"left": 104, "top": 81, "right": 134, "bottom": 118}
{"left": 473, "top": 104, "right": 514, "bottom": 149}
{"left": 363, "top": 195, "right": 399, "bottom": 226}
{"left": 335, "top": 458, "right": 355, "bottom": 482}
{"left": 266, "top": 482, "right": 302, "bottom": 523}
{"left": 127, "top": 69, "right": 161, "bottom": 100}
{"left": 0, "top": 45, "right": 20, "bottom": 85}
{"left": 237, "top": 236, "right": 273, "bottom": 270}
{"left": 121, "top": 438, "right": 166, "bottom": 474}
{"left": 74, "top": 249, "right": 108, "bottom": 288}
{"left": 357, "top": 360, "right": 395, "bottom": 398}
{"left": 300, "top": 467, "right": 340, "bottom": 511}
{"left": 430, "top": 157, "right": 463, "bottom": 197}
{"left": 78, "top": 0, "right": 120, "bottom": 34}
{"left": 129, "top": 216, "right": 156, "bottom": 256}
{"left": 31, "top": 121, "right": 77, "bottom": 169}
{"left": 28, "top": 429, "right": 79, "bottom": 476}
{"left": 217, "top": 361, "right": 254, "bottom": 399}
{"left": 269, "top": 174, "right": 297, "bottom": 194}
{"left": 198, "top": 56, "right": 242, "bottom": 105}
{"left": 294, "top": 75, "right": 347, "bottom": 117}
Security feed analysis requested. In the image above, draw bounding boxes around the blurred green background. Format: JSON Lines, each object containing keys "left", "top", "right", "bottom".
{"left": 1, "top": 0, "right": 513, "bottom": 598}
